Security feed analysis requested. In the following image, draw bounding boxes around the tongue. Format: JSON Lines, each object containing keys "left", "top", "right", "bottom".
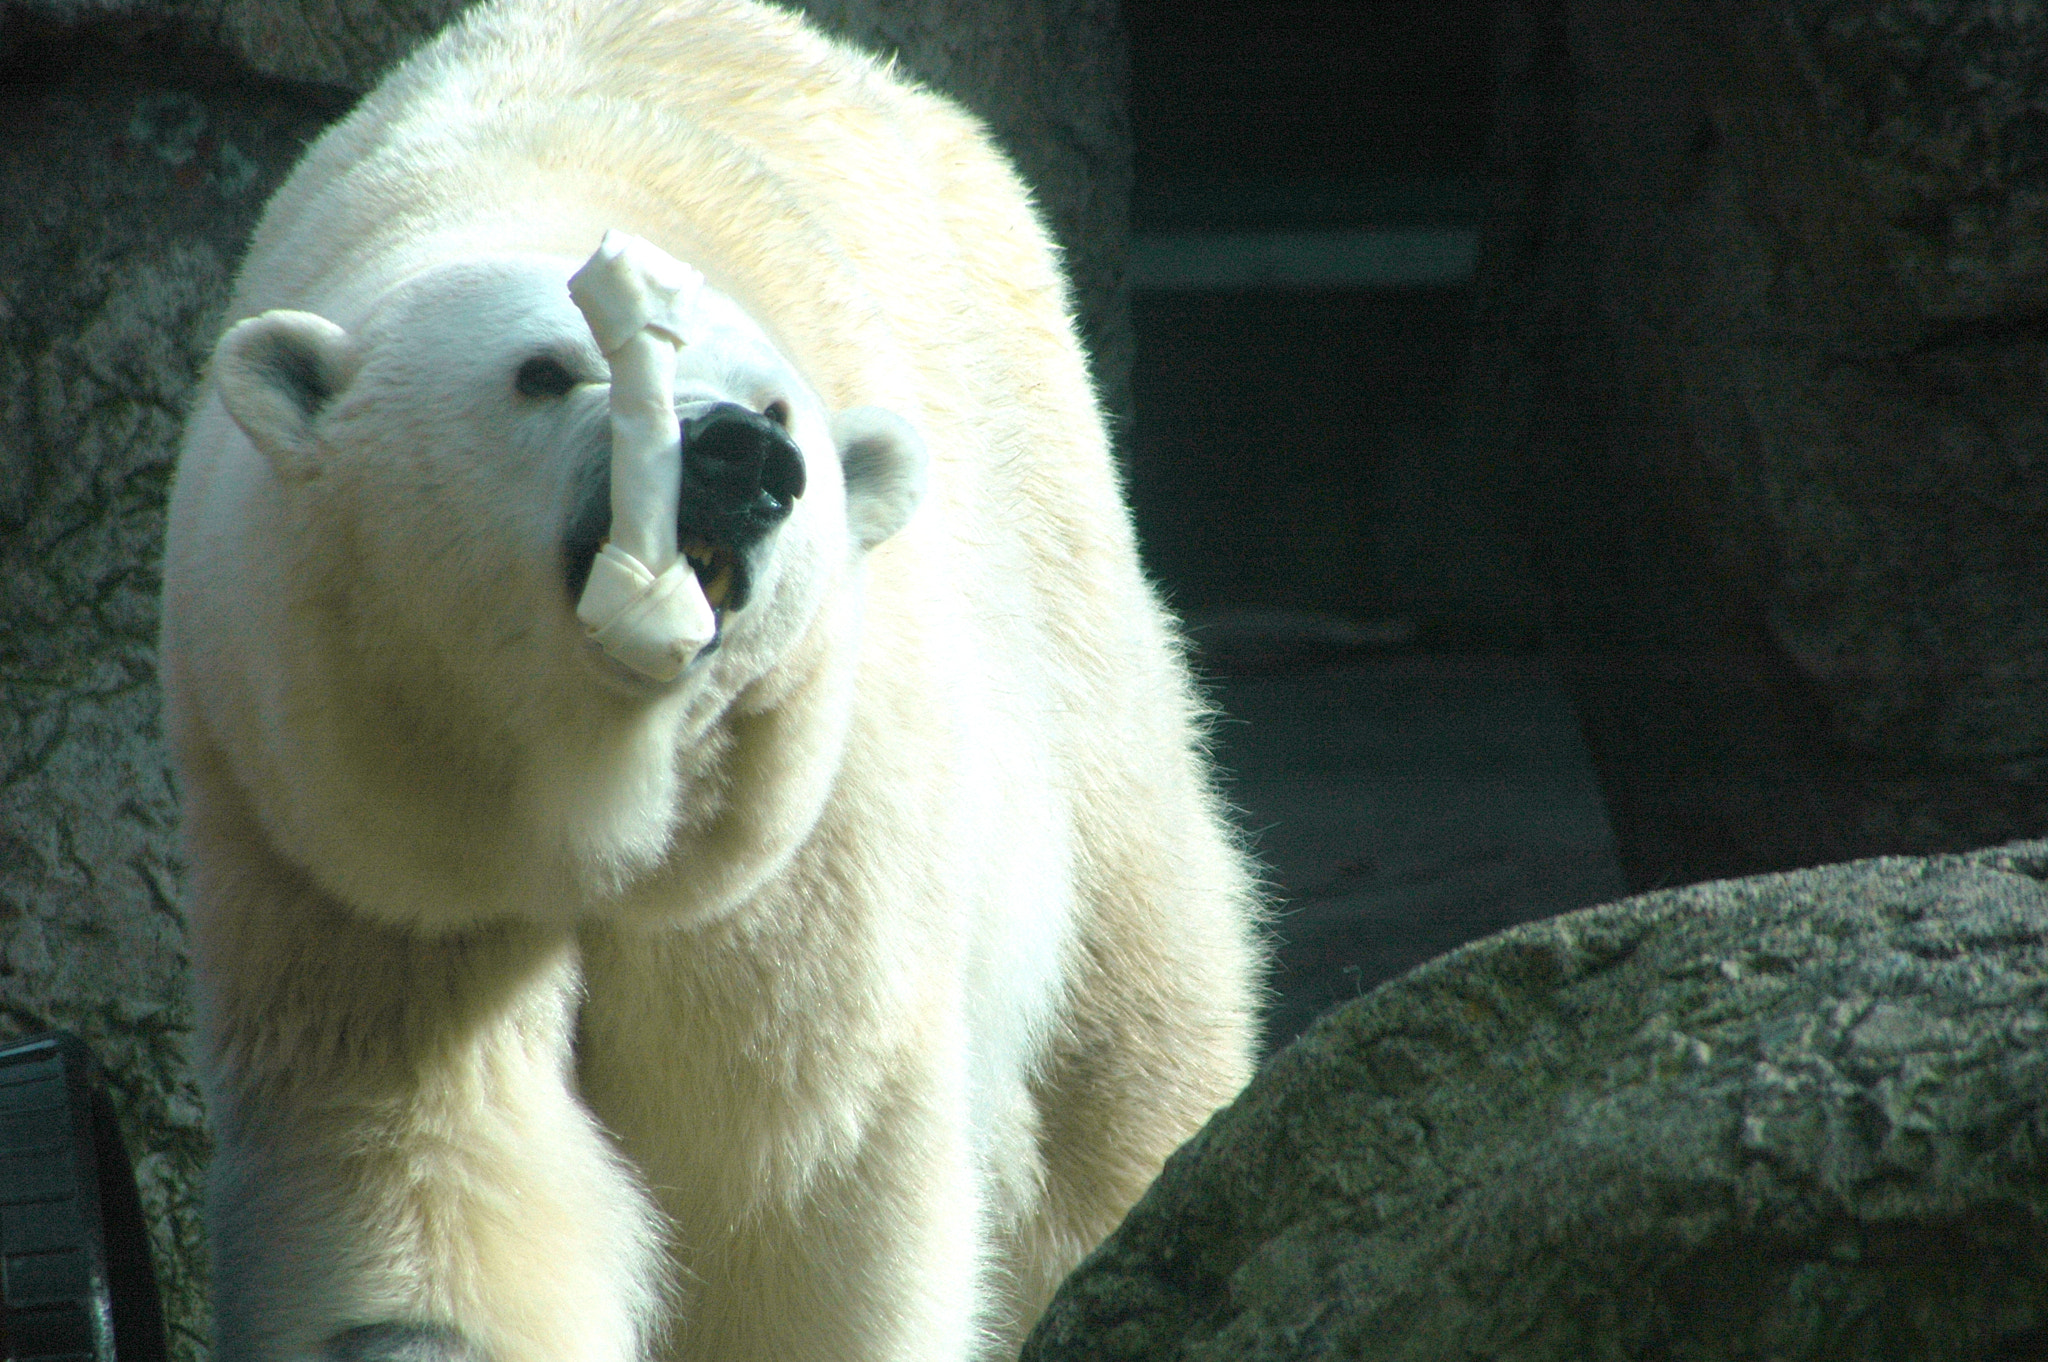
{"left": 567, "top": 230, "right": 717, "bottom": 682}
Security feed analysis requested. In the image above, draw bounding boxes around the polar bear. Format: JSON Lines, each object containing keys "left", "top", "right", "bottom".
{"left": 159, "top": 1, "right": 1263, "bottom": 1360}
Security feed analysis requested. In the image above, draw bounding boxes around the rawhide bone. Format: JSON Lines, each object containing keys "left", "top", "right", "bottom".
{"left": 568, "top": 230, "right": 714, "bottom": 681}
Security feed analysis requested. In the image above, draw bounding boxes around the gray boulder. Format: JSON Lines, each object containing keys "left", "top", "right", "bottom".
{"left": 1023, "top": 842, "right": 2048, "bottom": 1361}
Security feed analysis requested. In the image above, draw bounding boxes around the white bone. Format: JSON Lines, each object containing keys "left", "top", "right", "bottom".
{"left": 567, "top": 230, "right": 716, "bottom": 682}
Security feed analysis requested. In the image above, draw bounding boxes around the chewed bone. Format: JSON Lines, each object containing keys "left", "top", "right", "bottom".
{"left": 568, "top": 230, "right": 714, "bottom": 682}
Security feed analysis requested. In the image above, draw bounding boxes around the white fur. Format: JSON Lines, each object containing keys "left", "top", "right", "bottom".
{"left": 163, "top": 1, "right": 1263, "bottom": 1359}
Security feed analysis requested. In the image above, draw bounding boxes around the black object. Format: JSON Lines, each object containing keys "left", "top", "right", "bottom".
{"left": 0, "top": 1032, "right": 169, "bottom": 1362}
{"left": 678, "top": 402, "right": 805, "bottom": 544}
{"left": 560, "top": 401, "right": 804, "bottom": 608}
{"left": 323, "top": 1322, "right": 491, "bottom": 1362}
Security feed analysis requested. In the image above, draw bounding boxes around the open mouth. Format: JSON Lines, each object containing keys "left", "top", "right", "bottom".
{"left": 681, "top": 538, "right": 740, "bottom": 613}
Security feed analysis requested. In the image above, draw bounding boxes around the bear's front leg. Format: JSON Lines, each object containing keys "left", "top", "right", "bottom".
{"left": 193, "top": 833, "right": 666, "bottom": 1362}
{"left": 577, "top": 927, "right": 990, "bottom": 1362}
{"left": 670, "top": 1077, "right": 986, "bottom": 1362}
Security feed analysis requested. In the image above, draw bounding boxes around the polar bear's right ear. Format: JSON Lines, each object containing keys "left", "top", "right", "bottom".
{"left": 212, "top": 310, "right": 358, "bottom": 480}
{"left": 832, "top": 405, "right": 928, "bottom": 551}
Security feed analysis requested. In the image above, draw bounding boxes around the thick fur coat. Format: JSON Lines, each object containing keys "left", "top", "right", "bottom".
{"left": 161, "top": 2, "right": 1263, "bottom": 1359}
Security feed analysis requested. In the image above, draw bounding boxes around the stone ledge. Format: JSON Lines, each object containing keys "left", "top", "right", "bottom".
{"left": 1025, "top": 841, "right": 2048, "bottom": 1360}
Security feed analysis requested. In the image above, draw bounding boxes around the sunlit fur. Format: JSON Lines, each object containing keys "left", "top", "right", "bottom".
{"left": 162, "top": 1, "right": 1264, "bottom": 1358}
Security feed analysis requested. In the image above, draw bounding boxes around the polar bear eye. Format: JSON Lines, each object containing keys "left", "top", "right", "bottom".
{"left": 763, "top": 399, "right": 791, "bottom": 430}
{"left": 515, "top": 355, "right": 580, "bottom": 400}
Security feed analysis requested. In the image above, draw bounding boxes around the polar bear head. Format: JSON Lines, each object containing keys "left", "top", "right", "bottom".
{"left": 196, "top": 250, "right": 927, "bottom": 927}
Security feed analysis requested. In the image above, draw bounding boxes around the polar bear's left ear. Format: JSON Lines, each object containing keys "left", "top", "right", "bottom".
{"left": 833, "top": 406, "right": 928, "bottom": 550}
{"left": 212, "top": 310, "right": 359, "bottom": 481}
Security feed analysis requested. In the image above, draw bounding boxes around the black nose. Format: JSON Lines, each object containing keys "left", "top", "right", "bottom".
{"left": 680, "top": 402, "right": 806, "bottom": 542}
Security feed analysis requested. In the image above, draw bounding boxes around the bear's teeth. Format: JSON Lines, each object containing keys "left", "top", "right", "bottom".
{"left": 703, "top": 560, "right": 734, "bottom": 608}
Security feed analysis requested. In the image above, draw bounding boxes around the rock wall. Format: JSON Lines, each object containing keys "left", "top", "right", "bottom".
{"left": 0, "top": 37, "right": 332, "bottom": 1359}
{"left": 1472, "top": 0, "right": 2048, "bottom": 888}
{"left": 1676, "top": 0, "right": 2048, "bottom": 763}
{"left": 1026, "top": 842, "right": 2048, "bottom": 1360}
{"left": 0, "top": 4, "right": 1130, "bottom": 1357}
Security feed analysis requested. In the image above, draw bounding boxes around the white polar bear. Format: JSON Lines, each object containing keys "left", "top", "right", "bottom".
{"left": 160, "top": 1, "right": 1263, "bottom": 1360}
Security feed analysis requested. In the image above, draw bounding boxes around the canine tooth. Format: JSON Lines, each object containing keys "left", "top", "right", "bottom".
{"left": 704, "top": 562, "right": 734, "bottom": 608}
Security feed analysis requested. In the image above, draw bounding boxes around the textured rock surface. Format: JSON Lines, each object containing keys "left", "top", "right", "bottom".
{"left": 0, "top": 4, "right": 1130, "bottom": 1359}
{"left": 1768, "top": 0, "right": 2048, "bottom": 324}
{"left": 1471, "top": 0, "right": 2048, "bottom": 888}
{"left": 1024, "top": 842, "right": 2048, "bottom": 1361}
{"left": 0, "top": 41, "right": 337, "bottom": 1360}
{"left": 1679, "top": 0, "right": 2048, "bottom": 763}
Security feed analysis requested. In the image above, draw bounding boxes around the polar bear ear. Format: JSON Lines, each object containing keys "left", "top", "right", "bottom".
{"left": 212, "top": 310, "right": 358, "bottom": 480}
{"left": 832, "top": 406, "right": 927, "bottom": 551}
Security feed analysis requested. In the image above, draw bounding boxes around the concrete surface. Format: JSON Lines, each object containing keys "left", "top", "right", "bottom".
{"left": 1209, "top": 652, "right": 1628, "bottom": 1052}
